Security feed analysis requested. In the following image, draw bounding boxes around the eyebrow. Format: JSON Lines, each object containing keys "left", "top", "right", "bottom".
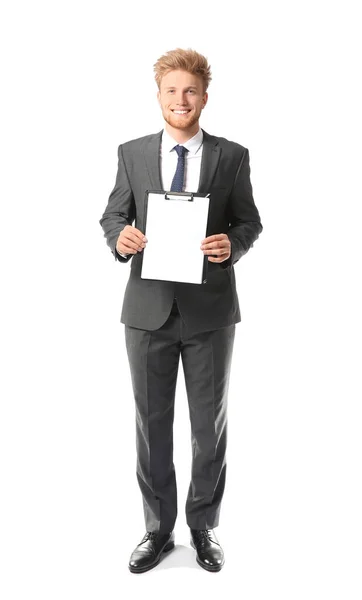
{"left": 165, "top": 85, "right": 198, "bottom": 90}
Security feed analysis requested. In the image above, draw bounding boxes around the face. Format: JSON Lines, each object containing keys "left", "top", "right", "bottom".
{"left": 157, "top": 69, "right": 208, "bottom": 134}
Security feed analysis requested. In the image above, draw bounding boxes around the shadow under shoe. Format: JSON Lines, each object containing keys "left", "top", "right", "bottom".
{"left": 190, "top": 529, "right": 225, "bottom": 572}
{"left": 128, "top": 531, "right": 175, "bottom": 573}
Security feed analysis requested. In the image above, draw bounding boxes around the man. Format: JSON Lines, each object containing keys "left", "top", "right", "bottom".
{"left": 99, "top": 48, "right": 262, "bottom": 573}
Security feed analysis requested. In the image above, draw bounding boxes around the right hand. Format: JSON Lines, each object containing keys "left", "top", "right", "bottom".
{"left": 116, "top": 225, "right": 148, "bottom": 255}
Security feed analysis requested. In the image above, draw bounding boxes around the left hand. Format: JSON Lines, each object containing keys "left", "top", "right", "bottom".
{"left": 200, "top": 234, "right": 231, "bottom": 263}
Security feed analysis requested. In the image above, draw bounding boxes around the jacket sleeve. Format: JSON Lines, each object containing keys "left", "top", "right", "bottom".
{"left": 99, "top": 144, "right": 136, "bottom": 262}
{"left": 224, "top": 147, "right": 263, "bottom": 268}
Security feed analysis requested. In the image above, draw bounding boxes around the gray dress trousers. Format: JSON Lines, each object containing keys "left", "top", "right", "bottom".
{"left": 125, "top": 296, "right": 236, "bottom": 533}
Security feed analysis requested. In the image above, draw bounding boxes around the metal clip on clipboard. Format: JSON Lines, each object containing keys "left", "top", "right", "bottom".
{"left": 163, "top": 191, "right": 197, "bottom": 202}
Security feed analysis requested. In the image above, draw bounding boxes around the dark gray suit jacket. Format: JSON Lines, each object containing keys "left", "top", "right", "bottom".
{"left": 99, "top": 128, "right": 263, "bottom": 335}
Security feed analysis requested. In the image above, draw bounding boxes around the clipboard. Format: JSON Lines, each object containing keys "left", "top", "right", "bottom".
{"left": 140, "top": 189, "right": 211, "bottom": 284}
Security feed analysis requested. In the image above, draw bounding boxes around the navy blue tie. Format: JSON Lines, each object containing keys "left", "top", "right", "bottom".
{"left": 170, "top": 145, "right": 189, "bottom": 192}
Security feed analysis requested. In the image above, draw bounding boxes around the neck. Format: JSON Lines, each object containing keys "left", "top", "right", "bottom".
{"left": 165, "top": 122, "right": 200, "bottom": 144}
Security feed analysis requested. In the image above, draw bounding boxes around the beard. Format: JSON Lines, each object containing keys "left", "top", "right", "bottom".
{"left": 163, "top": 109, "right": 200, "bottom": 130}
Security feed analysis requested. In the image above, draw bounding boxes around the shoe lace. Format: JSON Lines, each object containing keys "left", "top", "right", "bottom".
{"left": 143, "top": 531, "right": 159, "bottom": 543}
{"left": 196, "top": 529, "right": 213, "bottom": 546}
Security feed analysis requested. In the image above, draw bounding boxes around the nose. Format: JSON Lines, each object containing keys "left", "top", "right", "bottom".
{"left": 175, "top": 91, "right": 189, "bottom": 104}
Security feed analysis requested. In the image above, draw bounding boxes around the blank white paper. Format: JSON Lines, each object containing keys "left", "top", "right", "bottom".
{"left": 141, "top": 192, "right": 210, "bottom": 284}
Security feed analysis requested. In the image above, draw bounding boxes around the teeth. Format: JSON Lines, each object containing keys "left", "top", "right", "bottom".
{"left": 173, "top": 110, "right": 189, "bottom": 114}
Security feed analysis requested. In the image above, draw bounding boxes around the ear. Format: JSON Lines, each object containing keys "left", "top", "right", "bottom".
{"left": 202, "top": 91, "right": 208, "bottom": 109}
{"left": 157, "top": 90, "right": 161, "bottom": 107}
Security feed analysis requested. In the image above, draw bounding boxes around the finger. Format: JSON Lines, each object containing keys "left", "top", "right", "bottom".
{"left": 202, "top": 243, "right": 230, "bottom": 254}
{"left": 202, "top": 233, "right": 228, "bottom": 244}
{"left": 121, "top": 232, "right": 147, "bottom": 253}
{"left": 133, "top": 228, "right": 148, "bottom": 242}
{"left": 208, "top": 255, "right": 222, "bottom": 262}
{"left": 208, "top": 252, "right": 230, "bottom": 262}
{"left": 202, "top": 247, "right": 222, "bottom": 255}
{"left": 124, "top": 226, "right": 147, "bottom": 244}
{"left": 201, "top": 238, "right": 230, "bottom": 249}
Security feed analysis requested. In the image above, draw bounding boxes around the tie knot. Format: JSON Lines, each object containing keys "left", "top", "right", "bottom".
{"left": 174, "top": 145, "right": 188, "bottom": 157}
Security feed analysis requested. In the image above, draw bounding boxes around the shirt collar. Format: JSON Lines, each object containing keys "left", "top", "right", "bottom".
{"left": 161, "top": 127, "right": 203, "bottom": 156}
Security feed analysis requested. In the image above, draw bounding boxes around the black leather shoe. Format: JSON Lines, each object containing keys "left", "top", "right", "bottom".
{"left": 128, "top": 531, "right": 175, "bottom": 573}
{"left": 190, "top": 529, "right": 225, "bottom": 572}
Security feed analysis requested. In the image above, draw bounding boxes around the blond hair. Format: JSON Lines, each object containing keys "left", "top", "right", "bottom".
{"left": 153, "top": 48, "right": 212, "bottom": 94}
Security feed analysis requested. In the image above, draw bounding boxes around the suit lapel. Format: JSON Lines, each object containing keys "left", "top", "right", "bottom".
{"left": 143, "top": 128, "right": 221, "bottom": 193}
{"left": 197, "top": 129, "right": 221, "bottom": 193}
{"left": 143, "top": 130, "right": 163, "bottom": 190}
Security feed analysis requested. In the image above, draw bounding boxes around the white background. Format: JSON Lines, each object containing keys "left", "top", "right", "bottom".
{"left": 1, "top": 0, "right": 361, "bottom": 598}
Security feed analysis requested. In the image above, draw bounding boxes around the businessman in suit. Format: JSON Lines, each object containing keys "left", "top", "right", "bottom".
{"left": 99, "top": 48, "right": 262, "bottom": 573}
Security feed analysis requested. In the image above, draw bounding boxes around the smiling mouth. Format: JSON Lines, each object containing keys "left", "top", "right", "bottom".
{"left": 172, "top": 110, "right": 191, "bottom": 115}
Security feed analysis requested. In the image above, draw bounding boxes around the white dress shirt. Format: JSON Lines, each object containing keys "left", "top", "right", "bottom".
{"left": 118, "top": 127, "right": 204, "bottom": 258}
{"left": 160, "top": 126, "right": 203, "bottom": 192}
